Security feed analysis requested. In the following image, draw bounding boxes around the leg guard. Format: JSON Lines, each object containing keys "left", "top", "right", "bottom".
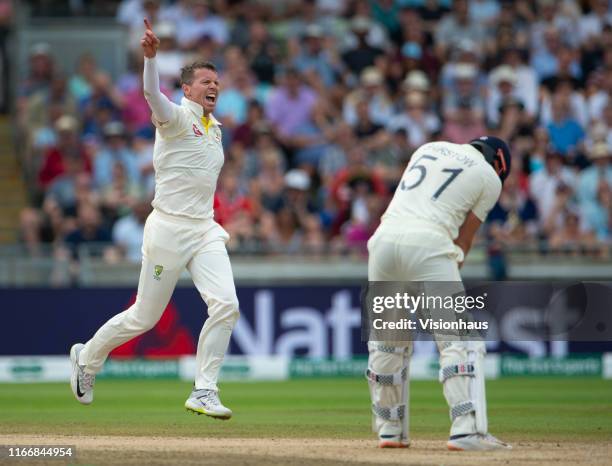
{"left": 366, "top": 341, "right": 412, "bottom": 444}
{"left": 437, "top": 341, "right": 488, "bottom": 436}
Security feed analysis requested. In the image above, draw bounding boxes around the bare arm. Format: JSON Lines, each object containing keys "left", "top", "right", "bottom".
{"left": 141, "top": 18, "right": 173, "bottom": 123}
{"left": 454, "top": 211, "right": 483, "bottom": 268}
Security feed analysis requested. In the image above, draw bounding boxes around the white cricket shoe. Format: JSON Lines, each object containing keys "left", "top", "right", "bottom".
{"left": 70, "top": 343, "right": 95, "bottom": 405}
{"left": 378, "top": 420, "right": 409, "bottom": 448}
{"left": 185, "top": 389, "right": 232, "bottom": 420}
{"left": 447, "top": 433, "right": 512, "bottom": 451}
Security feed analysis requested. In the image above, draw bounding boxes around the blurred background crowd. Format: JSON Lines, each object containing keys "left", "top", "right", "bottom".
{"left": 13, "top": 0, "right": 612, "bottom": 271}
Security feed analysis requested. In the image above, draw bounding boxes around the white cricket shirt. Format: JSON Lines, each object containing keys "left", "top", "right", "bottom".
{"left": 379, "top": 141, "right": 501, "bottom": 249}
{"left": 151, "top": 97, "right": 224, "bottom": 219}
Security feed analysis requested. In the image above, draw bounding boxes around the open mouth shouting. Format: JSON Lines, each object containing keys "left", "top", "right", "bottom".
{"left": 205, "top": 93, "right": 217, "bottom": 105}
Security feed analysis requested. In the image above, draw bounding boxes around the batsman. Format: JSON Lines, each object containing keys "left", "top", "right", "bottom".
{"left": 68, "top": 19, "right": 239, "bottom": 419}
{"left": 366, "top": 137, "right": 513, "bottom": 450}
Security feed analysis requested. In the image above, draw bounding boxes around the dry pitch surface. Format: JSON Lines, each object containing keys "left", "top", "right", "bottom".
{"left": 0, "top": 435, "right": 610, "bottom": 466}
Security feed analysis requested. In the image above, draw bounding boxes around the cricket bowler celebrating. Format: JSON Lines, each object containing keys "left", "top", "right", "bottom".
{"left": 69, "top": 19, "right": 239, "bottom": 420}
{"left": 366, "top": 137, "right": 512, "bottom": 450}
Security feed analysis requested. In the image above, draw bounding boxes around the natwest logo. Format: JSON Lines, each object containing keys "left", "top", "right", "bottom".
{"left": 231, "top": 290, "right": 362, "bottom": 359}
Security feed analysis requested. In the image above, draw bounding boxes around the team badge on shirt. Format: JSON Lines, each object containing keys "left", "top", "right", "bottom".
{"left": 192, "top": 124, "right": 203, "bottom": 137}
{"left": 154, "top": 265, "right": 164, "bottom": 280}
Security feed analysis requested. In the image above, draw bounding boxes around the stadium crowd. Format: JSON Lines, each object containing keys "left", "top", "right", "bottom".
{"left": 15, "top": 0, "right": 612, "bottom": 267}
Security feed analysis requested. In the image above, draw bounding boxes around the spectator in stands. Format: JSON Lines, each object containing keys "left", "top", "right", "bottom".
{"left": 80, "top": 72, "right": 124, "bottom": 139}
{"left": 125, "top": 0, "right": 163, "bottom": 52}
{"left": 232, "top": 100, "right": 264, "bottom": 149}
{"left": 38, "top": 115, "right": 91, "bottom": 190}
{"left": 546, "top": 93, "right": 585, "bottom": 157}
{"left": 329, "top": 147, "right": 387, "bottom": 237}
{"left": 499, "top": 47, "right": 539, "bottom": 121}
{"left": 255, "top": 143, "right": 286, "bottom": 212}
{"left": 487, "top": 169, "right": 539, "bottom": 245}
{"left": 68, "top": 54, "right": 98, "bottom": 101}
{"left": 442, "top": 97, "right": 486, "bottom": 144}
{"left": 301, "top": 213, "right": 326, "bottom": 255}
{"left": 487, "top": 65, "right": 524, "bottom": 127}
{"left": 351, "top": 98, "right": 386, "bottom": 149}
{"left": 442, "top": 63, "right": 484, "bottom": 121}
{"left": 540, "top": 78, "right": 588, "bottom": 129}
{"left": 132, "top": 128, "right": 155, "bottom": 196}
{"left": 319, "top": 123, "right": 355, "bottom": 183}
{"left": 19, "top": 195, "right": 71, "bottom": 256}
{"left": 112, "top": 198, "right": 151, "bottom": 263}
{"left": 63, "top": 202, "right": 112, "bottom": 258}
{"left": 99, "top": 162, "right": 143, "bottom": 221}
{"left": 93, "top": 122, "right": 140, "bottom": 191}
{"left": 548, "top": 209, "right": 599, "bottom": 255}
{"left": 434, "top": 0, "right": 486, "bottom": 60}
{"left": 215, "top": 53, "right": 256, "bottom": 128}
{"left": 388, "top": 91, "right": 440, "bottom": 149}
{"left": 343, "top": 67, "right": 393, "bottom": 127}
{"left": 153, "top": 21, "right": 186, "bottom": 86}
{"left": 17, "top": 0, "right": 612, "bottom": 262}
{"left": 577, "top": 142, "right": 612, "bottom": 209}
{"left": 469, "top": 0, "right": 500, "bottom": 25}
{"left": 341, "top": 16, "right": 384, "bottom": 76}
{"left": 19, "top": 42, "right": 54, "bottom": 99}
{"left": 264, "top": 67, "right": 317, "bottom": 146}
{"left": 121, "top": 70, "right": 169, "bottom": 133}
{"left": 214, "top": 168, "right": 254, "bottom": 226}
{"left": 175, "top": 0, "right": 228, "bottom": 48}
{"left": 582, "top": 178, "right": 612, "bottom": 243}
{"left": 27, "top": 74, "right": 77, "bottom": 132}
{"left": 578, "top": 0, "right": 612, "bottom": 45}
{"left": 530, "top": 151, "right": 577, "bottom": 232}
{"left": 280, "top": 168, "right": 316, "bottom": 218}
{"left": 244, "top": 20, "right": 278, "bottom": 85}
{"left": 291, "top": 24, "right": 339, "bottom": 88}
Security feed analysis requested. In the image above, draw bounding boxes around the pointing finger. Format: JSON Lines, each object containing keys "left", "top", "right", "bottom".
{"left": 144, "top": 18, "right": 152, "bottom": 31}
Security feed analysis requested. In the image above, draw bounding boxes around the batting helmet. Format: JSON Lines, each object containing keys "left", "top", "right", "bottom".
{"left": 469, "top": 136, "right": 511, "bottom": 183}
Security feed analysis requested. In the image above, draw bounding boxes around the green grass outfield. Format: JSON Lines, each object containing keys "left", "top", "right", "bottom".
{"left": 1, "top": 377, "right": 611, "bottom": 442}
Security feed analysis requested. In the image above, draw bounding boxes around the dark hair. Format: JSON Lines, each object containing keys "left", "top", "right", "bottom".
{"left": 180, "top": 61, "right": 217, "bottom": 86}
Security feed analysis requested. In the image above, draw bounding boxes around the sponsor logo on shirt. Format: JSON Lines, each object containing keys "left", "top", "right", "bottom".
{"left": 192, "top": 124, "right": 203, "bottom": 137}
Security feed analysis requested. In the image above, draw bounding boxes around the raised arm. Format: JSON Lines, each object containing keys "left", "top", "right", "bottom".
{"left": 141, "top": 18, "right": 173, "bottom": 123}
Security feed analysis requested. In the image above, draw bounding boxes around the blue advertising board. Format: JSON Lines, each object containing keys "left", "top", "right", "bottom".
{"left": 0, "top": 286, "right": 610, "bottom": 357}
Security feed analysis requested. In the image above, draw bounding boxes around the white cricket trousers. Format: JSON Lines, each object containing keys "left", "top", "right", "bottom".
{"left": 79, "top": 209, "right": 240, "bottom": 391}
{"left": 367, "top": 225, "right": 483, "bottom": 437}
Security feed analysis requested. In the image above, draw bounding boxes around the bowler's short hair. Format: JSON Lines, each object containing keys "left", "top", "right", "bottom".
{"left": 180, "top": 61, "right": 217, "bottom": 86}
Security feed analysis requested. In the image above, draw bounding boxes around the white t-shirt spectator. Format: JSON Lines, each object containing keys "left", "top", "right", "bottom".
{"left": 175, "top": 14, "right": 228, "bottom": 46}
{"left": 112, "top": 214, "right": 145, "bottom": 263}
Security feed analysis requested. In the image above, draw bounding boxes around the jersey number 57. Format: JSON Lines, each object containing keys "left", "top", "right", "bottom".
{"left": 400, "top": 154, "right": 463, "bottom": 200}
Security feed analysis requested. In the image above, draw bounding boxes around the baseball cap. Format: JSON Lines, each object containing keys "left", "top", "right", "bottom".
{"left": 285, "top": 169, "right": 311, "bottom": 191}
{"left": 55, "top": 115, "right": 78, "bottom": 132}
{"left": 590, "top": 142, "right": 611, "bottom": 160}
{"left": 304, "top": 24, "right": 324, "bottom": 39}
{"left": 351, "top": 16, "right": 372, "bottom": 34}
{"left": 103, "top": 121, "right": 126, "bottom": 138}
{"left": 361, "top": 67, "right": 383, "bottom": 86}
{"left": 156, "top": 22, "right": 176, "bottom": 39}
{"left": 454, "top": 63, "right": 477, "bottom": 80}
{"left": 469, "top": 136, "right": 512, "bottom": 183}
{"left": 402, "top": 70, "right": 430, "bottom": 91}
{"left": 491, "top": 65, "right": 517, "bottom": 86}
{"left": 401, "top": 42, "right": 422, "bottom": 60}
